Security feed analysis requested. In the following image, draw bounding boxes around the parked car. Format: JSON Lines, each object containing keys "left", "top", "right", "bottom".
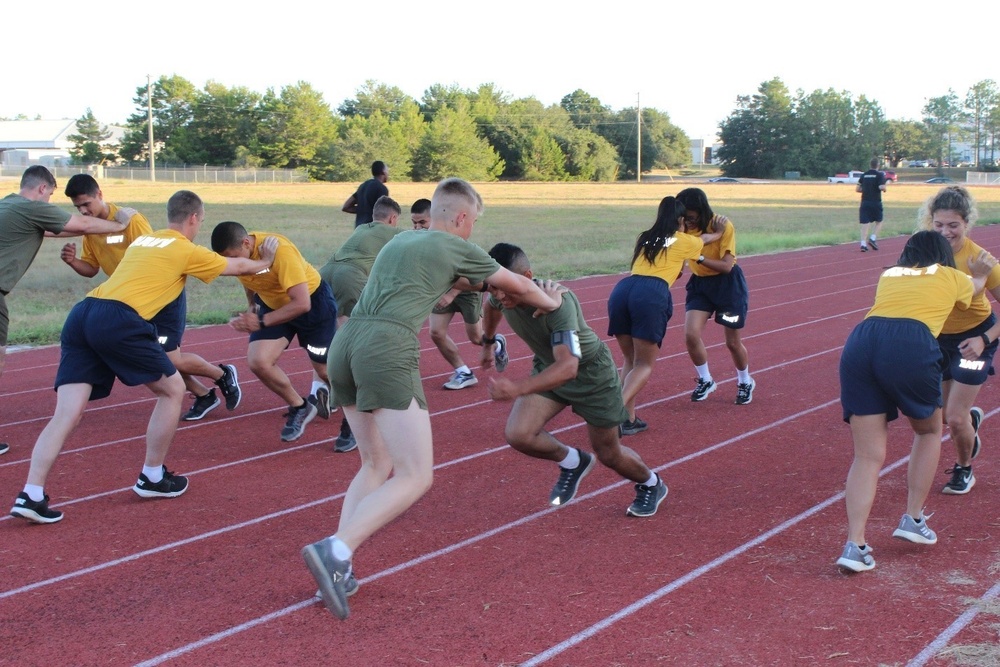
{"left": 828, "top": 170, "right": 865, "bottom": 184}
{"left": 883, "top": 171, "right": 897, "bottom": 182}
{"left": 926, "top": 177, "right": 955, "bottom": 184}
{"left": 908, "top": 160, "right": 930, "bottom": 168}
{"left": 707, "top": 177, "right": 739, "bottom": 183}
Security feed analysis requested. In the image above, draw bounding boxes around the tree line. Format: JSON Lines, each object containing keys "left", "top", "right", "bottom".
{"left": 717, "top": 77, "right": 1000, "bottom": 179}
{"left": 60, "top": 77, "right": 691, "bottom": 182}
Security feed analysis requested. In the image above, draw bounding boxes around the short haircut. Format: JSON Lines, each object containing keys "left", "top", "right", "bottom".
{"left": 210, "top": 220, "right": 250, "bottom": 253}
{"left": 372, "top": 195, "right": 401, "bottom": 221}
{"left": 167, "top": 190, "right": 203, "bottom": 224}
{"left": 371, "top": 160, "right": 387, "bottom": 177}
{"left": 917, "top": 185, "right": 979, "bottom": 231}
{"left": 676, "top": 187, "right": 715, "bottom": 233}
{"left": 897, "top": 230, "right": 956, "bottom": 269}
{"left": 410, "top": 198, "right": 431, "bottom": 215}
{"left": 20, "top": 165, "right": 56, "bottom": 190}
{"left": 488, "top": 242, "right": 531, "bottom": 274}
{"left": 870, "top": 158, "right": 880, "bottom": 169}
{"left": 65, "top": 173, "right": 100, "bottom": 198}
{"left": 432, "top": 177, "right": 484, "bottom": 218}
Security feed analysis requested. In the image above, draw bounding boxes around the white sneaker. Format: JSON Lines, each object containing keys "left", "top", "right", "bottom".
{"left": 443, "top": 370, "right": 478, "bottom": 390}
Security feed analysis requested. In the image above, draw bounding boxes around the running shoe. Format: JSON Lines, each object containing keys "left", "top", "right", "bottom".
{"left": 836, "top": 541, "right": 875, "bottom": 572}
{"left": 626, "top": 476, "right": 668, "bottom": 517}
{"left": 281, "top": 400, "right": 317, "bottom": 442}
{"left": 735, "top": 379, "right": 756, "bottom": 405}
{"left": 892, "top": 512, "right": 937, "bottom": 544}
{"left": 619, "top": 416, "right": 648, "bottom": 436}
{"left": 182, "top": 389, "right": 220, "bottom": 421}
{"left": 549, "top": 449, "right": 595, "bottom": 506}
{"left": 302, "top": 538, "right": 352, "bottom": 620}
{"left": 691, "top": 378, "right": 716, "bottom": 402}
{"left": 133, "top": 467, "right": 189, "bottom": 499}
{"left": 942, "top": 464, "right": 975, "bottom": 495}
{"left": 970, "top": 406, "right": 984, "bottom": 460}
{"left": 443, "top": 370, "right": 477, "bottom": 390}
{"left": 493, "top": 333, "right": 509, "bottom": 373}
{"left": 215, "top": 364, "right": 242, "bottom": 411}
{"left": 10, "top": 492, "right": 63, "bottom": 524}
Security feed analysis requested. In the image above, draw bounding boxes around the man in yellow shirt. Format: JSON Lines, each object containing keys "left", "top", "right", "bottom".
{"left": 60, "top": 174, "right": 241, "bottom": 422}
{"left": 211, "top": 221, "right": 338, "bottom": 442}
{"left": 10, "top": 190, "right": 277, "bottom": 525}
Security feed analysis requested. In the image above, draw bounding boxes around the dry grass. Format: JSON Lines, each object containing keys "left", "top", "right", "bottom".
{"left": 6, "top": 179, "right": 1000, "bottom": 345}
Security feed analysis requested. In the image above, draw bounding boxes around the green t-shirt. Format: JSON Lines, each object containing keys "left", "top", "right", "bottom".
{"left": 490, "top": 289, "right": 602, "bottom": 369}
{"left": 328, "top": 222, "right": 404, "bottom": 274}
{"left": 0, "top": 194, "right": 71, "bottom": 293}
{"left": 353, "top": 229, "right": 499, "bottom": 331}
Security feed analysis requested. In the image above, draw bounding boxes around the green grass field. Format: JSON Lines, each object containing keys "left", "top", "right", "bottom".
{"left": 6, "top": 179, "right": 1000, "bottom": 346}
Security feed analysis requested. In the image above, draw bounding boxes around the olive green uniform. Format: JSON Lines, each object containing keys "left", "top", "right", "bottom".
{"left": 490, "top": 289, "right": 628, "bottom": 429}
{"left": 328, "top": 230, "right": 499, "bottom": 411}
{"left": 319, "top": 222, "right": 403, "bottom": 318}
{"left": 431, "top": 290, "right": 483, "bottom": 324}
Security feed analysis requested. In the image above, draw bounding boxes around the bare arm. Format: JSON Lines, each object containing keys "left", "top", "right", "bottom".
{"left": 231, "top": 282, "right": 311, "bottom": 332}
{"left": 484, "top": 268, "right": 562, "bottom": 315}
{"left": 342, "top": 194, "right": 358, "bottom": 215}
{"left": 479, "top": 298, "right": 505, "bottom": 369}
{"left": 60, "top": 243, "right": 100, "bottom": 278}
{"left": 220, "top": 236, "right": 279, "bottom": 276}
{"left": 47, "top": 213, "right": 128, "bottom": 238}
{"left": 488, "top": 344, "right": 578, "bottom": 401}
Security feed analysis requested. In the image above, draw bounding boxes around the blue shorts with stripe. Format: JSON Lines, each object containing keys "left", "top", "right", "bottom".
{"left": 149, "top": 290, "right": 187, "bottom": 352}
{"left": 839, "top": 317, "right": 943, "bottom": 423}
{"left": 607, "top": 274, "right": 673, "bottom": 347}
{"left": 938, "top": 312, "right": 998, "bottom": 386}
{"left": 859, "top": 201, "right": 883, "bottom": 224}
{"left": 685, "top": 264, "right": 749, "bottom": 329}
{"left": 55, "top": 297, "right": 177, "bottom": 401}
{"left": 251, "top": 280, "right": 338, "bottom": 363}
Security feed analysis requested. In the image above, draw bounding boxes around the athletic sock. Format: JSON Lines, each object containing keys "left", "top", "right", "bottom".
{"left": 142, "top": 465, "right": 164, "bottom": 483}
{"left": 23, "top": 483, "right": 45, "bottom": 502}
{"left": 737, "top": 367, "right": 752, "bottom": 384}
{"left": 456, "top": 365, "right": 471, "bottom": 375}
{"left": 642, "top": 472, "right": 658, "bottom": 487}
{"left": 695, "top": 363, "right": 712, "bottom": 382}
{"left": 329, "top": 536, "right": 353, "bottom": 562}
{"left": 559, "top": 447, "right": 581, "bottom": 470}
{"left": 870, "top": 234, "right": 877, "bottom": 242}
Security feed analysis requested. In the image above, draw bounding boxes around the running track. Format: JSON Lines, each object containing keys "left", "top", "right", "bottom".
{"left": 3, "top": 234, "right": 1000, "bottom": 666}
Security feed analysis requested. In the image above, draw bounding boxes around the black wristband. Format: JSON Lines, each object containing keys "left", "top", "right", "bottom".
{"left": 981, "top": 332, "right": 991, "bottom": 347}
{"left": 482, "top": 335, "right": 497, "bottom": 346}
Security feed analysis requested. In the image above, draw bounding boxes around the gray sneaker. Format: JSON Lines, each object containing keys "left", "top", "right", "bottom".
{"left": 626, "top": 476, "right": 668, "bottom": 517}
{"left": 315, "top": 572, "right": 359, "bottom": 600}
{"left": 443, "top": 370, "right": 477, "bottom": 390}
{"left": 281, "top": 400, "right": 317, "bottom": 442}
{"left": 836, "top": 541, "right": 875, "bottom": 572}
{"left": 493, "top": 333, "right": 509, "bottom": 373}
{"left": 334, "top": 418, "right": 357, "bottom": 453}
{"left": 549, "top": 449, "right": 595, "bottom": 506}
{"left": 301, "top": 538, "right": 351, "bottom": 620}
{"left": 892, "top": 512, "right": 937, "bottom": 545}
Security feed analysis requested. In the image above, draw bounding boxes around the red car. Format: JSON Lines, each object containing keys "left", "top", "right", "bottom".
{"left": 883, "top": 170, "right": 897, "bottom": 182}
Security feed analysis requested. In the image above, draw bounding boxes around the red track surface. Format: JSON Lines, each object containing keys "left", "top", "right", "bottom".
{"left": 3, "top": 235, "right": 1000, "bottom": 666}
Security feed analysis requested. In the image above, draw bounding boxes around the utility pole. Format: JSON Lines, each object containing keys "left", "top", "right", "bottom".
{"left": 636, "top": 93, "right": 641, "bottom": 183}
{"left": 147, "top": 74, "right": 156, "bottom": 182}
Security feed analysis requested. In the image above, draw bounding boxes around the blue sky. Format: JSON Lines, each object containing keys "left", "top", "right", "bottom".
{"left": 6, "top": 0, "right": 994, "bottom": 140}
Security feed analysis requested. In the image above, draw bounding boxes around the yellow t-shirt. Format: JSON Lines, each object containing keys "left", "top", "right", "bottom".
{"left": 235, "top": 232, "right": 321, "bottom": 310}
{"left": 631, "top": 233, "right": 703, "bottom": 287}
{"left": 89, "top": 229, "right": 228, "bottom": 320}
{"left": 79, "top": 203, "right": 153, "bottom": 276}
{"left": 866, "top": 264, "right": 974, "bottom": 338}
{"left": 939, "top": 237, "right": 1000, "bottom": 335}
{"left": 685, "top": 215, "right": 737, "bottom": 277}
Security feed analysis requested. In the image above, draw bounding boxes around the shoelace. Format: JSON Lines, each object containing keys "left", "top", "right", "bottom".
{"left": 553, "top": 466, "right": 578, "bottom": 494}
{"left": 633, "top": 482, "right": 656, "bottom": 504}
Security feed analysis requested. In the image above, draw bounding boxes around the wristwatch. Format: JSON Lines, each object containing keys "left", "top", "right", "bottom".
{"left": 981, "top": 332, "right": 991, "bottom": 347}
{"left": 696, "top": 255, "right": 705, "bottom": 264}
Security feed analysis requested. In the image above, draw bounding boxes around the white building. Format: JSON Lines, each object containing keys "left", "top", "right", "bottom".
{"left": 0, "top": 119, "right": 125, "bottom": 167}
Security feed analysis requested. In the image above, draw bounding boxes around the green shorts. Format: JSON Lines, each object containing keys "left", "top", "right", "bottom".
{"left": 432, "top": 290, "right": 482, "bottom": 324}
{"left": 327, "top": 316, "right": 427, "bottom": 411}
{"left": 535, "top": 345, "right": 628, "bottom": 429}
{"left": 321, "top": 261, "right": 367, "bottom": 319}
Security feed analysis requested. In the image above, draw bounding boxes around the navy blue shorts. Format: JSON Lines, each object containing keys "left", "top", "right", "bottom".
{"left": 56, "top": 298, "right": 178, "bottom": 401}
{"left": 149, "top": 291, "right": 186, "bottom": 352}
{"left": 251, "top": 281, "right": 338, "bottom": 363}
{"left": 685, "top": 265, "right": 749, "bottom": 329}
{"left": 840, "top": 317, "right": 943, "bottom": 423}
{"left": 607, "top": 275, "right": 673, "bottom": 347}
{"left": 859, "top": 201, "right": 883, "bottom": 224}
{"left": 938, "top": 313, "right": 998, "bottom": 385}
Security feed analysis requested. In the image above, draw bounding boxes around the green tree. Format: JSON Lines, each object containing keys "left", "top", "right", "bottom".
{"left": 338, "top": 80, "right": 418, "bottom": 121}
{"left": 560, "top": 89, "right": 613, "bottom": 133}
{"left": 259, "top": 81, "right": 339, "bottom": 177}
{"left": 717, "top": 78, "right": 795, "bottom": 178}
{"left": 883, "top": 119, "right": 932, "bottom": 167}
{"left": 923, "top": 90, "right": 962, "bottom": 167}
{"left": 119, "top": 75, "right": 198, "bottom": 164}
{"left": 326, "top": 107, "right": 419, "bottom": 181}
{"left": 965, "top": 80, "right": 998, "bottom": 167}
{"left": 180, "top": 81, "right": 264, "bottom": 165}
{"left": 68, "top": 108, "right": 116, "bottom": 165}
{"left": 411, "top": 99, "right": 504, "bottom": 181}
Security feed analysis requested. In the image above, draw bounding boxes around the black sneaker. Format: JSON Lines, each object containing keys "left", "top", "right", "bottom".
{"left": 493, "top": 333, "right": 509, "bottom": 373}
{"left": 182, "top": 389, "right": 220, "bottom": 421}
{"left": 215, "top": 364, "right": 241, "bottom": 411}
{"left": 868, "top": 238, "right": 879, "bottom": 251}
{"left": 301, "top": 539, "right": 352, "bottom": 620}
{"left": 315, "top": 572, "right": 360, "bottom": 600}
{"left": 10, "top": 492, "right": 63, "bottom": 524}
{"left": 0, "top": 442, "right": 9, "bottom": 455}
{"left": 281, "top": 400, "right": 317, "bottom": 442}
{"left": 970, "top": 407, "right": 984, "bottom": 460}
{"left": 626, "top": 476, "right": 668, "bottom": 517}
{"left": 310, "top": 385, "right": 331, "bottom": 420}
{"left": 735, "top": 379, "right": 756, "bottom": 405}
{"left": 860, "top": 245, "right": 869, "bottom": 252}
{"left": 133, "top": 467, "right": 189, "bottom": 498}
{"left": 549, "top": 449, "right": 595, "bottom": 506}
{"left": 620, "top": 416, "right": 648, "bottom": 436}
{"left": 334, "top": 418, "right": 357, "bottom": 453}
{"left": 691, "top": 378, "right": 716, "bottom": 402}
{"left": 942, "top": 464, "right": 975, "bottom": 495}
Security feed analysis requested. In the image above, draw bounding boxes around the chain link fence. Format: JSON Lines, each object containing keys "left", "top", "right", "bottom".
{"left": 0, "top": 164, "right": 309, "bottom": 183}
